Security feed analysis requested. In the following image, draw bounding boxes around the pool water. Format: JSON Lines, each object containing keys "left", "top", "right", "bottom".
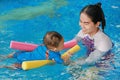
{"left": 0, "top": 0, "right": 120, "bottom": 80}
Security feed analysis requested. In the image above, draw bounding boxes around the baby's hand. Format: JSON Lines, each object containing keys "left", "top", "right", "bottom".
{"left": 69, "top": 58, "right": 86, "bottom": 66}
{"left": 62, "top": 52, "right": 72, "bottom": 61}
{"left": 69, "top": 61, "right": 76, "bottom": 66}
{"left": 64, "top": 60, "right": 71, "bottom": 66}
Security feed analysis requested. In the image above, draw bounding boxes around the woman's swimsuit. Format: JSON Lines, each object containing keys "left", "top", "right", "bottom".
{"left": 74, "top": 30, "right": 114, "bottom": 67}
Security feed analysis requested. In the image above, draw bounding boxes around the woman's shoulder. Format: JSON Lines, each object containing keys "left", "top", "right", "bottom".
{"left": 94, "top": 30, "right": 112, "bottom": 52}
{"left": 94, "top": 30, "right": 111, "bottom": 41}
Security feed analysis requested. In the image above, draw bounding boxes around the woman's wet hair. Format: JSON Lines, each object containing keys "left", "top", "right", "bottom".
{"left": 43, "top": 31, "right": 63, "bottom": 48}
{"left": 80, "top": 2, "right": 106, "bottom": 32}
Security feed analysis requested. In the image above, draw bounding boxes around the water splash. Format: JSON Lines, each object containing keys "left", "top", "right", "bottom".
{"left": 67, "top": 62, "right": 106, "bottom": 80}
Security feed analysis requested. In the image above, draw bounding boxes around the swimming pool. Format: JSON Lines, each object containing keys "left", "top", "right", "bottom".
{"left": 0, "top": 0, "right": 120, "bottom": 80}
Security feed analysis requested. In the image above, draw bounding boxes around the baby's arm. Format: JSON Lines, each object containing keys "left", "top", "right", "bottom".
{"left": 61, "top": 52, "right": 72, "bottom": 65}
{"left": 62, "top": 45, "right": 80, "bottom": 65}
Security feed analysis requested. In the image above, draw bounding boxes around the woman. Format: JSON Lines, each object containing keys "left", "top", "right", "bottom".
{"left": 71, "top": 3, "right": 114, "bottom": 67}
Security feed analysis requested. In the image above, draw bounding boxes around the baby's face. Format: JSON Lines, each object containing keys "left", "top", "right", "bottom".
{"left": 56, "top": 38, "right": 64, "bottom": 51}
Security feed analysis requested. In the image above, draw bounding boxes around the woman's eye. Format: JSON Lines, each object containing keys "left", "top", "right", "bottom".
{"left": 84, "top": 22, "right": 89, "bottom": 25}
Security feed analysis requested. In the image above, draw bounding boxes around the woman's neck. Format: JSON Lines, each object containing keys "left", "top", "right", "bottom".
{"left": 89, "top": 28, "right": 99, "bottom": 37}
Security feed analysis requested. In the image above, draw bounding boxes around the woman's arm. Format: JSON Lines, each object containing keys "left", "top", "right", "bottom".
{"left": 75, "top": 50, "right": 105, "bottom": 65}
{"left": 85, "top": 50, "right": 105, "bottom": 64}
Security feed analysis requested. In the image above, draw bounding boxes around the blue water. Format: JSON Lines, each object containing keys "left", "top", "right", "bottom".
{"left": 0, "top": 0, "right": 120, "bottom": 80}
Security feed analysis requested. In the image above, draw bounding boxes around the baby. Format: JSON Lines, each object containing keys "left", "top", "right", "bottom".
{"left": 2, "top": 31, "right": 70, "bottom": 69}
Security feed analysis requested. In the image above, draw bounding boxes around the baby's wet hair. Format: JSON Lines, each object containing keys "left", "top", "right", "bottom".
{"left": 43, "top": 31, "right": 63, "bottom": 48}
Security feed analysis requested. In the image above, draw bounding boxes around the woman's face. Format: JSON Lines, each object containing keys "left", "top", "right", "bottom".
{"left": 79, "top": 13, "right": 99, "bottom": 36}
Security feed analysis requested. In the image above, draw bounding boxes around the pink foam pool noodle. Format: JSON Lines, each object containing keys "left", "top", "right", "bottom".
{"left": 10, "top": 39, "right": 77, "bottom": 51}
{"left": 10, "top": 41, "right": 38, "bottom": 51}
{"left": 63, "top": 39, "right": 77, "bottom": 49}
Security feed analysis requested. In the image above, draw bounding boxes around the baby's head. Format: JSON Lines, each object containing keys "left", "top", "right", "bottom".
{"left": 43, "top": 31, "right": 64, "bottom": 52}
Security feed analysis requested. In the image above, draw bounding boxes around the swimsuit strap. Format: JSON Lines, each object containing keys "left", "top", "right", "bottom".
{"left": 46, "top": 50, "right": 49, "bottom": 60}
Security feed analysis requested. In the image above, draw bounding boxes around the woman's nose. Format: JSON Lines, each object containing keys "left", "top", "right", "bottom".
{"left": 79, "top": 22, "right": 84, "bottom": 28}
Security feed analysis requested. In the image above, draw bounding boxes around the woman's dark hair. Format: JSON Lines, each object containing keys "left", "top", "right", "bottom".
{"left": 80, "top": 2, "right": 106, "bottom": 32}
{"left": 43, "top": 31, "right": 63, "bottom": 48}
